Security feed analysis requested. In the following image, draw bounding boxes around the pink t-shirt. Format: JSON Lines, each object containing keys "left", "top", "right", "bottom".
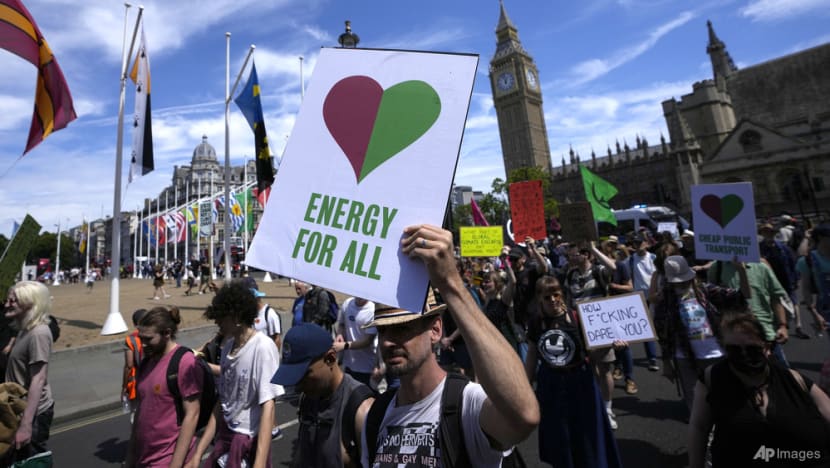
{"left": 134, "top": 345, "right": 204, "bottom": 467}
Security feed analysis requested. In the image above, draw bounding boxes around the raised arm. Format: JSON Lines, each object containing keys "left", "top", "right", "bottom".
{"left": 402, "top": 225, "right": 539, "bottom": 448}
{"left": 500, "top": 264, "right": 517, "bottom": 307}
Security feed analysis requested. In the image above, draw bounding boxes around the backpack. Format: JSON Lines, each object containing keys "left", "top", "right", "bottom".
{"left": 143, "top": 346, "right": 218, "bottom": 432}
{"left": 307, "top": 288, "right": 339, "bottom": 329}
{"left": 365, "top": 373, "right": 527, "bottom": 468}
{"left": 567, "top": 264, "right": 610, "bottom": 298}
{"left": 340, "top": 384, "right": 375, "bottom": 464}
{"left": 263, "top": 305, "right": 282, "bottom": 338}
{"left": 47, "top": 315, "right": 60, "bottom": 343}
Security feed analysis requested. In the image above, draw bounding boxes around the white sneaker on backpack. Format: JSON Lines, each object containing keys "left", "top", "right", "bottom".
{"left": 607, "top": 408, "right": 618, "bottom": 430}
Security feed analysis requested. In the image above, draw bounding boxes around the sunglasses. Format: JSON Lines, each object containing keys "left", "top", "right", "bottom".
{"left": 724, "top": 344, "right": 765, "bottom": 359}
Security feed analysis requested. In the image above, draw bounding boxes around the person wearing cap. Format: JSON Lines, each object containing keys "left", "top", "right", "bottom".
{"left": 333, "top": 297, "right": 377, "bottom": 387}
{"left": 509, "top": 237, "right": 549, "bottom": 330}
{"left": 653, "top": 256, "right": 749, "bottom": 411}
{"left": 796, "top": 222, "right": 830, "bottom": 339}
{"left": 361, "top": 224, "right": 539, "bottom": 468}
{"left": 272, "top": 323, "right": 375, "bottom": 468}
{"left": 251, "top": 288, "right": 284, "bottom": 440}
{"left": 759, "top": 223, "right": 806, "bottom": 338}
{"left": 190, "top": 281, "right": 283, "bottom": 468}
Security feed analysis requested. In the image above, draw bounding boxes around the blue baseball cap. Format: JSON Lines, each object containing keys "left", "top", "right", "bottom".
{"left": 271, "top": 323, "right": 333, "bottom": 386}
{"left": 250, "top": 288, "right": 265, "bottom": 298}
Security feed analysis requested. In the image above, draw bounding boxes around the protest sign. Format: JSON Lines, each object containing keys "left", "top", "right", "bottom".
{"left": 558, "top": 202, "right": 598, "bottom": 242}
{"left": 0, "top": 215, "right": 41, "bottom": 299}
{"left": 657, "top": 222, "right": 679, "bottom": 239}
{"left": 691, "top": 182, "right": 759, "bottom": 263}
{"left": 576, "top": 292, "right": 655, "bottom": 349}
{"left": 246, "top": 48, "right": 478, "bottom": 312}
{"left": 509, "top": 180, "right": 546, "bottom": 241}
{"left": 460, "top": 226, "right": 503, "bottom": 257}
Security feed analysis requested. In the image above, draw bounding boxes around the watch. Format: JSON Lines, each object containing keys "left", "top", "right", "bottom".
{"left": 525, "top": 69, "right": 538, "bottom": 90}
{"left": 496, "top": 71, "right": 515, "bottom": 91}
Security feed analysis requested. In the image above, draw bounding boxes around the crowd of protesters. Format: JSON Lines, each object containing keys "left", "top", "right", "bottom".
{"left": 3, "top": 215, "right": 830, "bottom": 466}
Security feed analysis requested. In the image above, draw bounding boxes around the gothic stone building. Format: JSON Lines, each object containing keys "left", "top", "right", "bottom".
{"left": 493, "top": 3, "right": 830, "bottom": 220}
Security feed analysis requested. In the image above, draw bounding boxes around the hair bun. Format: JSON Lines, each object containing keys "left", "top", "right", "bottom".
{"left": 168, "top": 306, "right": 182, "bottom": 325}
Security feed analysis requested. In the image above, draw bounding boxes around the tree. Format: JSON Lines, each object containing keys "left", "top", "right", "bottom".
{"left": 451, "top": 204, "right": 472, "bottom": 234}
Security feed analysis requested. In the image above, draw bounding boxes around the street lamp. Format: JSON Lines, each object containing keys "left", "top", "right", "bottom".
{"left": 338, "top": 20, "right": 359, "bottom": 48}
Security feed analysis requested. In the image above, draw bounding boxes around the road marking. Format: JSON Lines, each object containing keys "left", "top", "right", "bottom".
{"left": 52, "top": 405, "right": 300, "bottom": 436}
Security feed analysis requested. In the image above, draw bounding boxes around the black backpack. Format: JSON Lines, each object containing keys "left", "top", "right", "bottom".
{"left": 365, "top": 373, "right": 526, "bottom": 468}
{"left": 142, "top": 346, "right": 217, "bottom": 432}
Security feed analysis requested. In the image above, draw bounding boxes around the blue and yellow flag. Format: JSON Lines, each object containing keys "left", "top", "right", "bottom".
{"left": 234, "top": 61, "right": 274, "bottom": 192}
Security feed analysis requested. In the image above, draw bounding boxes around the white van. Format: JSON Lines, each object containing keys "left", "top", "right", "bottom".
{"left": 598, "top": 205, "right": 690, "bottom": 240}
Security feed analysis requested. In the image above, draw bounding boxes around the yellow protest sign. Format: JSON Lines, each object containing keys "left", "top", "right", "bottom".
{"left": 460, "top": 226, "right": 503, "bottom": 257}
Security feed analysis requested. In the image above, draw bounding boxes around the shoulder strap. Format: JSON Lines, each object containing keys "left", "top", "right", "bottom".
{"left": 440, "top": 373, "right": 472, "bottom": 468}
{"left": 365, "top": 388, "right": 397, "bottom": 465}
{"left": 128, "top": 335, "right": 141, "bottom": 367}
{"left": 166, "top": 346, "right": 191, "bottom": 426}
{"left": 341, "top": 383, "right": 375, "bottom": 464}
{"left": 715, "top": 260, "right": 723, "bottom": 285}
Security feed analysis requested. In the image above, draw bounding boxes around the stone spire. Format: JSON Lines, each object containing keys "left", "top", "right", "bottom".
{"left": 706, "top": 20, "right": 737, "bottom": 82}
{"left": 493, "top": 0, "right": 525, "bottom": 60}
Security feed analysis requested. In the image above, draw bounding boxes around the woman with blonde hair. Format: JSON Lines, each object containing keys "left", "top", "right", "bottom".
{"left": 2, "top": 281, "right": 55, "bottom": 464}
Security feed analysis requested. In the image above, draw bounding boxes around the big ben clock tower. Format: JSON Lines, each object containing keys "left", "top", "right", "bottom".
{"left": 490, "top": 0, "right": 552, "bottom": 177}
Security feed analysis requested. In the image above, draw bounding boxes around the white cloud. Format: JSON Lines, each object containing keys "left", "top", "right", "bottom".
{"left": 569, "top": 11, "right": 696, "bottom": 84}
{"left": 740, "top": 0, "right": 830, "bottom": 21}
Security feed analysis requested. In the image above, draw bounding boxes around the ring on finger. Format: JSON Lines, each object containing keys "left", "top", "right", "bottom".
{"left": 421, "top": 238, "right": 427, "bottom": 248}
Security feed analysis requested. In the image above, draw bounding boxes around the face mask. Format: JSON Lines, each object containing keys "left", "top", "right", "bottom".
{"left": 725, "top": 344, "right": 768, "bottom": 375}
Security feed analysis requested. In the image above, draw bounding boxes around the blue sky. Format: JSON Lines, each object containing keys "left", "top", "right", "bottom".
{"left": 0, "top": 0, "right": 828, "bottom": 236}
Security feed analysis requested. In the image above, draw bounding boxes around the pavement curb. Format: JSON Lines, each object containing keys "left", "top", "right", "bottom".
{"left": 52, "top": 323, "right": 219, "bottom": 356}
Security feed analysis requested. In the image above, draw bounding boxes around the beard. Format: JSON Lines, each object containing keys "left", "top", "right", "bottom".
{"left": 383, "top": 347, "right": 428, "bottom": 378}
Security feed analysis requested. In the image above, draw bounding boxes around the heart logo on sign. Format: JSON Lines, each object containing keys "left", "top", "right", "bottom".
{"left": 323, "top": 75, "right": 441, "bottom": 183}
{"left": 700, "top": 194, "right": 744, "bottom": 228}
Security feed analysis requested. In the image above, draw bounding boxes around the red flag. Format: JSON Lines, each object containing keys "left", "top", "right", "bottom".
{"left": 0, "top": 0, "right": 77, "bottom": 154}
{"left": 470, "top": 198, "right": 489, "bottom": 226}
{"left": 251, "top": 187, "right": 271, "bottom": 208}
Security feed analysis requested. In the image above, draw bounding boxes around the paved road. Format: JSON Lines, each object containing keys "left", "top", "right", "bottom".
{"left": 49, "top": 332, "right": 828, "bottom": 467}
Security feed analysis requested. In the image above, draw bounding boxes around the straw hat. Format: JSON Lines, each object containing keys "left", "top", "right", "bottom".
{"left": 363, "top": 287, "right": 446, "bottom": 328}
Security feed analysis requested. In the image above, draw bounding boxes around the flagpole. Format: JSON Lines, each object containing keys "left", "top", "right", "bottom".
{"left": 133, "top": 208, "right": 138, "bottom": 278}
{"left": 224, "top": 36, "right": 255, "bottom": 282}
{"left": 103, "top": 3, "right": 141, "bottom": 335}
{"left": 185, "top": 180, "right": 190, "bottom": 262}
{"left": 85, "top": 218, "right": 91, "bottom": 278}
{"left": 210, "top": 171, "right": 215, "bottom": 280}
{"left": 243, "top": 159, "right": 249, "bottom": 262}
{"left": 173, "top": 185, "right": 178, "bottom": 261}
{"left": 53, "top": 219, "right": 61, "bottom": 286}
{"left": 155, "top": 200, "right": 160, "bottom": 266}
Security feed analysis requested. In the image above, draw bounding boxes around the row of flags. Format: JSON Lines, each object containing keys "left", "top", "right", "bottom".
{"left": 140, "top": 188, "right": 260, "bottom": 245}
{"left": 467, "top": 165, "right": 619, "bottom": 228}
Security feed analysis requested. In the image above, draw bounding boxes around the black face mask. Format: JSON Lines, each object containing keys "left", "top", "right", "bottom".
{"left": 725, "top": 344, "right": 768, "bottom": 375}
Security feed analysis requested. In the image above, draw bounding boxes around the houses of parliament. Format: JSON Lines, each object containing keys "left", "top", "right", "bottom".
{"left": 490, "top": 3, "right": 830, "bottom": 219}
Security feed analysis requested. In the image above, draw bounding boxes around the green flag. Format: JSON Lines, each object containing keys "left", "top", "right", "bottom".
{"left": 235, "top": 190, "right": 255, "bottom": 232}
{"left": 580, "top": 165, "right": 618, "bottom": 226}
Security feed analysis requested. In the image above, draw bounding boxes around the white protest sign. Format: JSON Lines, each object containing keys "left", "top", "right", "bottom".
{"left": 691, "top": 182, "right": 760, "bottom": 263}
{"left": 657, "top": 222, "right": 679, "bottom": 238}
{"left": 576, "top": 292, "right": 655, "bottom": 349}
{"left": 246, "top": 48, "right": 478, "bottom": 312}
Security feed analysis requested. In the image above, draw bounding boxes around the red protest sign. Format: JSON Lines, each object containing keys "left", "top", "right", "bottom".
{"left": 509, "top": 180, "right": 546, "bottom": 240}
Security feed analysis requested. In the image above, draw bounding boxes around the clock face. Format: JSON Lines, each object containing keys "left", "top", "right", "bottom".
{"left": 496, "top": 71, "right": 515, "bottom": 91}
{"left": 526, "top": 69, "right": 538, "bottom": 90}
